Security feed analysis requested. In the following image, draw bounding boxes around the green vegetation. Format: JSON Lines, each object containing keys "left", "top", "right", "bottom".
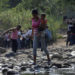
{"left": 0, "top": 0, "right": 75, "bottom": 40}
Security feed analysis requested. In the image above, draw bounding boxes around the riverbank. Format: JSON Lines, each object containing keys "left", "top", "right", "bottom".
{"left": 0, "top": 37, "right": 75, "bottom": 75}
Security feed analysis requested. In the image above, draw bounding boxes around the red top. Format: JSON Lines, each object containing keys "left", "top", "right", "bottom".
{"left": 11, "top": 29, "right": 18, "bottom": 40}
{"left": 32, "top": 18, "right": 41, "bottom": 35}
{"left": 41, "top": 19, "right": 47, "bottom": 25}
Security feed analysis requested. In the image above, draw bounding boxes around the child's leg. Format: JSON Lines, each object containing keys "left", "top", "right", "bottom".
{"left": 40, "top": 31, "right": 51, "bottom": 64}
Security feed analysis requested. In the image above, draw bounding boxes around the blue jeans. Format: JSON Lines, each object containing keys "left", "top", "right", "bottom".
{"left": 45, "top": 29, "right": 52, "bottom": 41}
{"left": 33, "top": 31, "right": 49, "bottom": 56}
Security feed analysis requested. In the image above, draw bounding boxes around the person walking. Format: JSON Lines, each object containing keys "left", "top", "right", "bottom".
{"left": 31, "top": 9, "right": 51, "bottom": 65}
{"left": 2, "top": 25, "right": 21, "bottom": 54}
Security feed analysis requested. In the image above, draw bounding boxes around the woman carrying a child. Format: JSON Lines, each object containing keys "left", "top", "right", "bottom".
{"left": 31, "top": 9, "right": 50, "bottom": 65}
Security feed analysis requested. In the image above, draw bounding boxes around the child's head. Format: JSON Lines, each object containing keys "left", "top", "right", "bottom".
{"left": 41, "top": 13, "right": 46, "bottom": 19}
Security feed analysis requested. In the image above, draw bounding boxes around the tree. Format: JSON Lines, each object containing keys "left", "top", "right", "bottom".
{"left": 8, "top": 0, "right": 22, "bottom": 8}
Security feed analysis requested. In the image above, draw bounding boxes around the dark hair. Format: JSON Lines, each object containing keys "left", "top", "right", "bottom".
{"left": 63, "top": 16, "right": 68, "bottom": 21}
{"left": 69, "top": 22, "right": 73, "bottom": 25}
{"left": 73, "top": 23, "right": 75, "bottom": 26}
{"left": 41, "top": 13, "right": 46, "bottom": 17}
{"left": 32, "top": 9, "right": 38, "bottom": 15}
{"left": 17, "top": 25, "right": 21, "bottom": 28}
{"left": 16, "top": 25, "right": 21, "bottom": 30}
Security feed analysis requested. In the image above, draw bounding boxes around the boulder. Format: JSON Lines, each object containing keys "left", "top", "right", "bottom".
{"left": 0, "top": 47, "right": 6, "bottom": 53}
{"left": 51, "top": 63, "right": 62, "bottom": 68}
{"left": 20, "top": 66, "right": 26, "bottom": 71}
{"left": 51, "top": 53, "right": 63, "bottom": 60}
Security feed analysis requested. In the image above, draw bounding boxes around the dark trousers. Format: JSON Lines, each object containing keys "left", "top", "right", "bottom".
{"left": 21, "top": 38, "right": 25, "bottom": 49}
{"left": 11, "top": 39, "right": 18, "bottom": 53}
{"left": 70, "top": 35, "right": 75, "bottom": 45}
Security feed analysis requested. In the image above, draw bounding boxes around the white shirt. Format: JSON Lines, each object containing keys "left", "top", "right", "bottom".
{"left": 68, "top": 24, "right": 73, "bottom": 31}
{"left": 18, "top": 31, "right": 21, "bottom": 36}
{"left": 22, "top": 30, "right": 32, "bottom": 39}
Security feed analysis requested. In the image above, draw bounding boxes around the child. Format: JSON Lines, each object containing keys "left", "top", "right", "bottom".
{"left": 40, "top": 13, "right": 52, "bottom": 45}
{"left": 38, "top": 13, "right": 47, "bottom": 31}
{"left": 32, "top": 10, "right": 50, "bottom": 65}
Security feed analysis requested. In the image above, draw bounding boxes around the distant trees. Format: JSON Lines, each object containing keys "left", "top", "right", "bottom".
{"left": 0, "top": 0, "right": 75, "bottom": 14}
{"left": 8, "top": 0, "right": 22, "bottom": 8}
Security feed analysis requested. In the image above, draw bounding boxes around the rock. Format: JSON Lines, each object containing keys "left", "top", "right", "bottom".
{"left": 63, "top": 63, "right": 71, "bottom": 68}
{"left": 14, "top": 66, "right": 20, "bottom": 71}
{"left": 8, "top": 64, "right": 14, "bottom": 69}
{"left": 51, "top": 53, "right": 63, "bottom": 60}
{"left": 71, "top": 51, "right": 75, "bottom": 56}
{"left": 2, "top": 64, "right": 8, "bottom": 68}
{"left": 21, "top": 62, "right": 28, "bottom": 67}
{"left": 0, "top": 47, "right": 6, "bottom": 53}
{"left": 2, "top": 69, "right": 8, "bottom": 75}
{"left": 51, "top": 63, "right": 62, "bottom": 68}
{"left": 34, "top": 65, "right": 41, "bottom": 69}
{"left": 20, "top": 66, "right": 26, "bottom": 71}
{"left": 7, "top": 69, "right": 20, "bottom": 75}
{"left": 30, "top": 68, "right": 34, "bottom": 71}
{"left": 44, "top": 66, "right": 50, "bottom": 69}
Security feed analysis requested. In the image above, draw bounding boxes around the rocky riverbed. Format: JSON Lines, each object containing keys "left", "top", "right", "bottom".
{"left": 0, "top": 46, "right": 75, "bottom": 75}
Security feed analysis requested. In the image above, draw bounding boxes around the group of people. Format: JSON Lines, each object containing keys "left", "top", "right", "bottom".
{"left": 1, "top": 9, "right": 75, "bottom": 66}
{"left": 2, "top": 9, "right": 52, "bottom": 65}
{"left": 63, "top": 16, "right": 75, "bottom": 46}
{"left": 3, "top": 28, "right": 32, "bottom": 49}
{"left": 1, "top": 9, "right": 75, "bottom": 67}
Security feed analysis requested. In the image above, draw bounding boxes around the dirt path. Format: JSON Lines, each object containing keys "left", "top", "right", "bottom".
{"left": 48, "top": 37, "right": 67, "bottom": 49}
{"left": 53, "top": 38, "right": 66, "bottom": 47}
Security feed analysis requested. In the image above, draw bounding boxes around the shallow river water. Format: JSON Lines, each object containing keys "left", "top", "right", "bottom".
{"left": 21, "top": 64, "right": 75, "bottom": 75}
{"left": 0, "top": 66, "right": 75, "bottom": 75}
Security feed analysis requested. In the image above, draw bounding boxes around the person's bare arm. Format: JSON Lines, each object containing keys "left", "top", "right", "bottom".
{"left": 1, "top": 27, "right": 16, "bottom": 36}
{"left": 31, "top": 28, "right": 34, "bottom": 40}
{"left": 32, "top": 28, "right": 34, "bottom": 36}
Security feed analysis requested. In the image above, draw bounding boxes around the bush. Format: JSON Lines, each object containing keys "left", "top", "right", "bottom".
{"left": 0, "top": 6, "right": 62, "bottom": 41}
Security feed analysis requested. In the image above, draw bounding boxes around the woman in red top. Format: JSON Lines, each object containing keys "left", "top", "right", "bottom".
{"left": 2, "top": 25, "right": 21, "bottom": 53}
